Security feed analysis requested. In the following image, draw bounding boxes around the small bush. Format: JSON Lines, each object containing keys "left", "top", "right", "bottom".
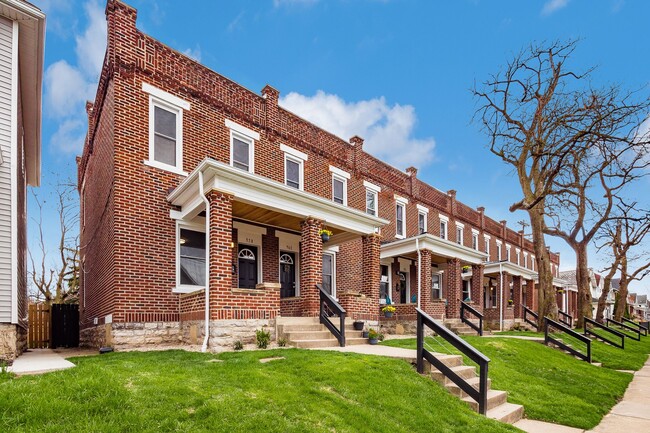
{"left": 233, "top": 340, "right": 243, "bottom": 351}
{"left": 256, "top": 329, "right": 271, "bottom": 349}
{"left": 277, "top": 338, "right": 288, "bottom": 347}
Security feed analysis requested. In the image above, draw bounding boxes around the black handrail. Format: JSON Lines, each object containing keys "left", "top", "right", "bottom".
{"left": 584, "top": 317, "right": 625, "bottom": 349}
{"left": 318, "top": 284, "right": 346, "bottom": 347}
{"left": 523, "top": 305, "right": 539, "bottom": 329}
{"left": 416, "top": 308, "right": 490, "bottom": 415}
{"left": 558, "top": 310, "right": 573, "bottom": 328}
{"left": 622, "top": 318, "right": 648, "bottom": 337}
{"left": 460, "top": 302, "right": 483, "bottom": 336}
{"left": 606, "top": 318, "right": 641, "bottom": 341}
{"left": 544, "top": 317, "right": 591, "bottom": 363}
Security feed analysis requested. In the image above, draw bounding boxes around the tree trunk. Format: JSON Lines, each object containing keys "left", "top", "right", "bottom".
{"left": 574, "top": 242, "right": 592, "bottom": 328}
{"left": 614, "top": 258, "right": 628, "bottom": 321}
{"left": 530, "top": 207, "right": 557, "bottom": 329}
{"left": 596, "top": 267, "right": 617, "bottom": 323}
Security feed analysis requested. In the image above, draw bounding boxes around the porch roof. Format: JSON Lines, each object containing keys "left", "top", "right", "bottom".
{"left": 380, "top": 234, "right": 488, "bottom": 264}
{"left": 167, "top": 159, "right": 389, "bottom": 239}
{"left": 484, "top": 261, "right": 537, "bottom": 280}
{"left": 531, "top": 274, "right": 570, "bottom": 289}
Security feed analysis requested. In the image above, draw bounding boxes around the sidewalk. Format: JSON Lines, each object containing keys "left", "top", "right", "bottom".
{"left": 7, "top": 349, "right": 76, "bottom": 375}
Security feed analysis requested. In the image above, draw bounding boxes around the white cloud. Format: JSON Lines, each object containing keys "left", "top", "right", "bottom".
{"left": 279, "top": 91, "right": 436, "bottom": 169}
{"left": 273, "top": 0, "right": 319, "bottom": 7}
{"left": 44, "top": 0, "right": 106, "bottom": 154}
{"left": 227, "top": 11, "right": 245, "bottom": 32}
{"left": 182, "top": 45, "right": 202, "bottom": 62}
{"left": 541, "top": 0, "right": 569, "bottom": 15}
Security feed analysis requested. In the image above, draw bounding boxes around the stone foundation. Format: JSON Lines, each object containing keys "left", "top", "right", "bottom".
{"left": 0, "top": 323, "right": 26, "bottom": 365}
{"left": 379, "top": 319, "right": 417, "bottom": 336}
{"left": 209, "top": 319, "right": 275, "bottom": 350}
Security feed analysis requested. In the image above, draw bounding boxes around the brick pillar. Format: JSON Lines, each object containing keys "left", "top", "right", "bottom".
{"left": 445, "top": 258, "right": 462, "bottom": 318}
{"left": 207, "top": 191, "right": 233, "bottom": 319}
{"left": 361, "top": 234, "right": 381, "bottom": 301}
{"left": 420, "top": 250, "right": 433, "bottom": 314}
{"left": 300, "top": 218, "right": 322, "bottom": 316}
{"left": 262, "top": 228, "right": 279, "bottom": 283}
{"left": 470, "top": 264, "right": 484, "bottom": 312}
{"left": 525, "top": 279, "right": 535, "bottom": 310}
{"left": 513, "top": 276, "right": 523, "bottom": 318}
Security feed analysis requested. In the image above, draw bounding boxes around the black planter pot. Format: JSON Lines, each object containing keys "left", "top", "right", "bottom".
{"left": 369, "top": 338, "right": 378, "bottom": 345}
{"left": 321, "top": 234, "right": 330, "bottom": 242}
{"left": 362, "top": 331, "right": 369, "bottom": 338}
{"left": 353, "top": 321, "right": 364, "bottom": 331}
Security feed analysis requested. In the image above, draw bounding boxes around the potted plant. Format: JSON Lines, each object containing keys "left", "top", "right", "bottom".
{"left": 508, "top": 299, "right": 513, "bottom": 307}
{"left": 368, "top": 328, "right": 383, "bottom": 345}
{"left": 462, "top": 265, "right": 471, "bottom": 273}
{"left": 319, "top": 229, "right": 333, "bottom": 242}
{"left": 362, "top": 329, "right": 369, "bottom": 338}
{"left": 353, "top": 320, "right": 364, "bottom": 331}
{"left": 381, "top": 305, "right": 396, "bottom": 318}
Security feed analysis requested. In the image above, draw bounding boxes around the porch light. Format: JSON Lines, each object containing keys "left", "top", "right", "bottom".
{"left": 180, "top": 238, "right": 186, "bottom": 245}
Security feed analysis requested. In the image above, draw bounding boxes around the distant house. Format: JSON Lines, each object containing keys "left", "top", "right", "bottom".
{"left": 0, "top": 0, "right": 45, "bottom": 364}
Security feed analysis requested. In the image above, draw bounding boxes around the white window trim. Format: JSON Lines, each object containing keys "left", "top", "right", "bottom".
{"left": 284, "top": 153, "right": 304, "bottom": 191}
{"left": 455, "top": 221, "right": 465, "bottom": 229}
{"left": 472, "top": 233, "right": 479, "bottom": 251}
{"left": 432, "top": 271, "right": 443, "bottom": 300}
{"left": 331, "top": 173, "right": 348, "bottom": 205}
{"left": 173, "top": 221, "right": 206, "bottom": 294}
{"left": 280, "top": 143, "right": 308, "bottom": 161}
{"left": 329, "top": 165, "right": 351, "bottom": 179}
{"left": 230, "top": 130, "right": 255, "bottom": 173}
{"left": 439, "top": 214, "right": 449, "bottom": 222}
{"left": 531, "top": 255, "right": 536, "bottom": 271}
{"left": 418, "top": 210, "right": 428, "bottom": 234}
{"left": 323, "top": 251, "right": 337, "bottom": 299}
{"left": 440, "top": 219, "right": 448, "bottom": 240}
{"left": 396, "top": 201, "right": 406, "bottom": 239}
{"left": 363, "top": 180, "right": 381, "bottom": 192}
{"left": 225, "top": 118, "right": 260, "bottom": 140}
{"left": 516, "top": 248, "right": 521, "bottom": 265}
{"left": 456, "top": 225, "right": 464, "bottom": 246}
{"left": 366, "top": 188, "right": 378, "bottom": 216}
{"left": 394, "top": 194, "right": 409, "bottom": 205}
{"left": 142, "top": 82, "right": 191, "bottom": 110}
{"left": 523, "top": 252, "right": 529, "bottom": 268}
{"left": 416, "top": 204, "right": 429, "bottom": 214}
{"left": 145, "top": 95, "right": 188, "bottom": 176}
{"left": 484, "top": 234, "right": 491, "bottom": 256}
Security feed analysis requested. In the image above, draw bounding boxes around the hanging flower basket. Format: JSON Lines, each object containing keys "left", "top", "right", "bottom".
{"left": 382, "top": 305, "right": 396, "bottom": 318}
{"left": 319, "top": 229, "right": 333, "bottom": 242}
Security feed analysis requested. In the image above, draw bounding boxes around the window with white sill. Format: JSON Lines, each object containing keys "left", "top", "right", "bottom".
{"left": 366, "top": 189, "right": 378, "bottom": 216}
{"left": 418, "top": 211, "right": 427, "bottom": 234}
{"left": 440, "top": 220, "right": 448, "bottom": 240}
{"left": 177, "top": 226, "right": 206, "bottom": 290}
{"left": 396, "top": 202, "right": 406, "bottom": 238}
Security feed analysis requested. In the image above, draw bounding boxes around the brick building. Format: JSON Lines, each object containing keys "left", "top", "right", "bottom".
{"left": 78, "top": 0, "right": 562, "bottom": 349}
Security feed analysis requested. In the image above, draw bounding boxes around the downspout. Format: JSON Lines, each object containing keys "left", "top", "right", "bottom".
{"left": 499, "top": 262, "right": 504, "bottom": 332}
{"left": 416, "top": 237, "right": 421, "bottom": 310}
{"left": 199, "top": 170, "right": 211, "bottom": 352}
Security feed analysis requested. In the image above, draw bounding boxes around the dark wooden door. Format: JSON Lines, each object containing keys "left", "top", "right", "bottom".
{"left": 398, "top": 272, "right": 407, "bottom": 304}
{"left": 280, "top": 252, "right": 296, "bottom": 298}
{"left": 238, "top": 245, "right": 258, "bottom": 289}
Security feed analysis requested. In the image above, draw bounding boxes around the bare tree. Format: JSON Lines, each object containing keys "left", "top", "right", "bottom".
{"left": 29, "top": 180, "right": 80, "bottom": 305}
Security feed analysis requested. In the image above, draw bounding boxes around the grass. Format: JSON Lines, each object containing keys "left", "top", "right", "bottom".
{"left": 383, "top": 336, "right": 634, "bottom": 429}
{"left": 0, "top": 349, "right": 519, "bottom": 433}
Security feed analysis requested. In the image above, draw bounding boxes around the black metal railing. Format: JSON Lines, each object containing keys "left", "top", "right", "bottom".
{"left": 558, "top": 310, "right": 574, "bottom": 328}
{"left": 416, "top": 308, "right": 490, "bottom": 415}
{"left": 606, "top": 318, "right": 641, "bottom": 341}
{"left": 318, "top": 284, "right": 346, "bottom": 347}
{"left": 544, "top": 317, "right": 592, "bottom": 363}
{"left": 622, "top": 318, "right": 648, "bottom": 337}
{"left": 584, "top": 317, "right": 624, "bottom": 349}
{"left": 460, "top": 302, "right": 484, "bottom": 336}
{"left": 523, "top": 305, "right": 539, "bottom": 329}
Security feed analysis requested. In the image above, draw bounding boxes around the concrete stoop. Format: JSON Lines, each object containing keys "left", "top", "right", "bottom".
{"left": 277, "top": 317, "right": 368, "bottom": 348}
{"left": 546, "top": 338, "right": 603, "bottom": 367}
{"left": 445, "top": 319, "right": 480, "bottom": 336}
{"left": 424, "top": 353, "right": 524, "bottom": 424}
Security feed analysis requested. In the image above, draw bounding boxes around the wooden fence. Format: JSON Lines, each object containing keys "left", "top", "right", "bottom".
{"left": 28, "top": 303, "right": 50, "bottom": 349}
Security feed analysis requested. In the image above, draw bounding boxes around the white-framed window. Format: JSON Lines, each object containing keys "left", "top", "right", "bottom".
{"left": 143, "top": 83, "right": 190, "bottom": 176}
{"left": 330, "top": 166, "right": 350, "bottom": 205}
{"left": 439, "top": 214, "right": 449, "bottom": 240}
{"left": 280, "top": 143, "right": 307, "bottom": 190}
{"left": 484, "top": 234, "right": 491, "bottom": 257}
{"left": 462, "top": 280, "right": 471, "bottom": 302}
{"left": 506, "top": 245, "right": 511, "bottom": 262}
{"left": 523, "top": 252, "right": 529, "bottom": 269}
{"left": 432, "top": 273, "right": 443, "bottom": 299}
{"left": 516, "top": 248, "right": 521, "bottom": 266}
{"left": 322, "top": 252, "right": 336, "bottom": 298}
{"left": 496, "top": 241, "right": 502, "bottom": 261}
{"left": 417, "top": 204, "right": 429, "bottom": 234}
{"left": 471, "top": 229, "right": 479, "bottom": 251}
{"left": 364, "top": 181, "right": 381, "bottom": 216}
{"left": 396, "top": 202, "right": 406, "bottom": 238}
{"left": 456, "top": 222, "right": 464, "bottom": 246}
{"left": 175, "top": 222, "right": 206, "bottom": 293}
{"left": 531, "top": 255, "right": 535, "bottom": 271}
{"left": 227, "top": 119, "right": 259, "bottom": 173}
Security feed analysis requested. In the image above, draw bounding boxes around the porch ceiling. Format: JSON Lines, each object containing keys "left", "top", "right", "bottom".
{"left": 167, "top": 159, "right": 389, "bottom": 238}
{"left": 484, "top": 261, "right": 537, "bottom": 280}
{"left": 380, "top": 234, "right": 488, "bottom": 265}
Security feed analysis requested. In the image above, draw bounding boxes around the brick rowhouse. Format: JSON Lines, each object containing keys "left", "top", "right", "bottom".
{"left": 78, "top": 0, "right": 563, "bottom": 348}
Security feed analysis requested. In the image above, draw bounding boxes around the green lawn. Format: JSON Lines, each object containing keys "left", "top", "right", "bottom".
{"left": 383, "top": 336, "right": 634, "bottom": 429}
{"left": 0, "top": 349, "right": 518, "bottom": 433}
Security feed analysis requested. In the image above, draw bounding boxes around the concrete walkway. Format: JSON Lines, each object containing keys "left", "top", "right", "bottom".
{"left": 7, "top": 349, "right": 76, "bottom": 375}
{"left": 313, "top": 343, "right": 418, "bottom": 361}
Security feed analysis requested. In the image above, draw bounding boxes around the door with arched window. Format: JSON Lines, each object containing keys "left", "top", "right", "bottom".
{"left": 279, "top": 252, "right": 296, "bottom": 298}
{"left": 238, "top": 245, "right": 258, "bottom": 289}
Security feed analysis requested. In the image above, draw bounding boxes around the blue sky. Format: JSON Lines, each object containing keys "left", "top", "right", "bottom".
{"left": 33, "top": 0, "right": 650, "bottom": 294}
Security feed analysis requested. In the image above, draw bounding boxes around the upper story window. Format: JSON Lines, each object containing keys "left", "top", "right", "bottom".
{"left": 364, "top": 181, "right": 381, "bottom": 216}
{"left": 516, "top": 249, "right": 521, "bottom": 266}
{"left": 280, "top": 144, "right": 307, "bottom": 190}
{"left": 143, "top": 83, "right": 190, "bottom": 176}
{"left": 226, "top": 119, "right": 260, "bottom": 173}
{"left": 395, "top": 195, "right": 409, "bottom": 239}
{"left": 417, "top": 204, "right": 429, "bottom": 234}
{"left": 472, "top": 232, "right": 479, "bottom": 250}
{"left": 506, "top": 245, "right": 511, "bottom": 262}
{"left": 531, "top": 255, "right": 535, "bottom": 271}
{"left": 329, "top": 166, "right": 350, "bottom": 205}
{"left": 439, "top": 214, "right": 449, "bottom": 240}
{"left": 523, "top": 252, "right": 529, "bottom": 268}
{"left": 484, "top": 235, "right": 491, "bottom": 257}
{"left": 496, "top": 241, "right": 502, "bottom": 261}
{"left": 456, "top": 222, "right": 464, "bottom": 246}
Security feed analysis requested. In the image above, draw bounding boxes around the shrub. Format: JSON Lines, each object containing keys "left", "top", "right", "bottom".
{"left": 255, "top": 329, "right": 271, "bottom": 349}
{"left": 277, "top": 338, "right": 288, "bottom": 347}
{"left": 233, "top": 340, "right": 243, "bottom": 351}
{"left": 368, "top": 328, "right": 384, "bottom": 341}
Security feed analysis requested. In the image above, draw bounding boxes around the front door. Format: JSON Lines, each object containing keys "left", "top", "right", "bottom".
{"left": 280, "top": 252, "right": 296, "bottom": 298}
{"left": 398, "top": 271, "right": 407, "bottom": 304}
{"left": 238, "top": 245, "right": 258, "bottom": 289}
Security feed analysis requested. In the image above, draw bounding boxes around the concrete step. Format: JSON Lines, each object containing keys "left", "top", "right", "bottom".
{"left": 280, "top": 324, "right": 324, "bottom": 333}
{"left": 487, "top": 402, "right": 524, "bottom": 424}
{"left": 293, "top": 339, "right": 339, "bottom": 348}
{"left": 435, "top": 354, "right": 464, "bottom": 368}
{"left": 445, "top": 376, "right": 492, "bottom": 398}
{"left": 431, "top": 365, "right": 476, "bottom": 384}
{"left": 462, "top": 389, "right": 508, "bottom": 412}
{"left": 276, "top": 316, "right": 320, "bottom": 325}
{"left": 346, "top": 337, "right": 370, "bottom": 346}
{"left": 284, "top": 330, "right": 337, "bottom": 340}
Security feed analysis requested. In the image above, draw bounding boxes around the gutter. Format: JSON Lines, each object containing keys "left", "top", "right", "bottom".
{"left": 199, "top": 170, "right": 210, "bottom": 352}
{"left": 416, "top": 237, "right": 421, "bottom": 309}
{"left": 499, "top": 261, "right": 503, "bottom": 332}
